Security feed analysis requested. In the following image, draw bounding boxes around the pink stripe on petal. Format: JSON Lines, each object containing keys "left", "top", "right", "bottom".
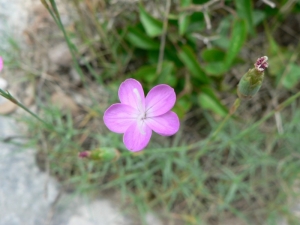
{"left": 103, "top": 103, "right": 138, "bottom": 133}
{"left": 145, "top": 111, "right": 179, "bottom": 136}
{"left": 123, "top": 121, "right": 152, "bottom": 152}
{"left": 145, "top": 84, "right": 176, "bottom": 117}
{"left": 0, "top": 57, "right": 3, "bottom": 72}
{"left": 118, "top": 79, "right": 145, "bottom": 112}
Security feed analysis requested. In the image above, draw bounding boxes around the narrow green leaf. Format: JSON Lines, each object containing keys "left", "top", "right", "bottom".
{"left": 131, "top": 61, "right": 176, "bottom": 86}
{"left": 201, "top": 48, "right": 226, "bottom": 62}
{"left": 203, "top": 62, "right": 227, "bottom": 76}
{"left": 224, "top": 19, "right": 247, "bottom": 68}
{"left": 198, "top": 87, "right": 228, "bottom": 117}
{"left": 253, "top": 10, "right": 266, "bottom": 26}
{"left": 178, "top": 45, "right": 209, "bottom": 84}
{"left": 131, "top": 65, "right": 157, "bottom": 83}
{"left": 282, "top": 63, "right": 300, "bottom": 90}
{"left": 173, "top": 96, "right": 192, "bottom": 119}
{"left": 179, "top": 0, "right": 192, "bottom": 35}
{"left": 158, "top": 61, "right": 177, "bottom": 86}
{"left": 265, "top": 23, "right": 280, "bottom": 55}
{"left": 234, "top": 0, "right": 254, "bottom": 34}
{"left": 126, "top": 27, "right": 160, "bottom": 50}
{"left": 139, "top": 5, "right": 163, "bottom": 37}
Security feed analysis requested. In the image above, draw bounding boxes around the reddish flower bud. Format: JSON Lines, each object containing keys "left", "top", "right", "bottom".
{"left": 255, "top": 56, "right": 268, "bottom": 72}
{"left": 237, "top": 56, "right": 268, "bottom": 100}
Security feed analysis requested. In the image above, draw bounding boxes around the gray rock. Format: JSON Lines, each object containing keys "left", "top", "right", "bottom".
{"left": 52, "top": 195, "right": 134, "bottom": 225}
{"left": 0, "top": 116, "right": 58, "bottom": 225}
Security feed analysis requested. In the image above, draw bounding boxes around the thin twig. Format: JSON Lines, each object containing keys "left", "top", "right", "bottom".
{"left": 280, "top": 0, "right": 296, "bottom": 14}
{"left": 156, "top": 0, "right": 171, "bottom": 74}
{"left": 203, "top": 9, "right": 212, "bottom": 30}
{"left": 178, "top": 0, "right": 220, "bottom": 12}
{"left": 275, "top": 112, "right": 284, "bottom": 134}
{"left": 192, "top": 33, "right": 219, "bottom": 48}
{"left": 262, "top": 0, "right": 276, "bottom": 8}
{"left": 272, "top": 95, "right": 284, "bottom": 134}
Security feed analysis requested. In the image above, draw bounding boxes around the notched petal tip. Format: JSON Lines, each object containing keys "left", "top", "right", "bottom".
{"left": 146, "top": 84, "right": 176, "bottom": 117}
{"left": 123, "top": 122, "right": 152, "bottom": 152}
{"left": 145, "top": 111, "right": 180, "bottom": 136}
{"left": 118, "top": 78, "right": 145, "bottom": 111}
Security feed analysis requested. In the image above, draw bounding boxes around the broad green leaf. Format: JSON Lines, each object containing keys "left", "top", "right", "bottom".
{"left": 253, "top": 10, "right": 266, "bottom": 26}
{"left": 282, "top": 63, "right": 300, "bottom": 90}
{"left": 178, "top": 45, "right": 209, "bottom": 84}
{"left": 211, "top": 16, "right": 232, "bottom": 49}
{"left": 173, "top": 96, "right": 192, "bottom": 119}
{"left": 201, "top": 48, "right": 225, "bottom": 62}
{"left": 158, "top": 61, "right": 177, "bottom": 86}
{"left": 212, "top": 36, "right": 230, "bottom": 50}
{"left": 131, "top": 61, "right": 177, "bottom": 86}
{"left": 265, "top": 24, "right": 280, "bottom": 55}
{"left": 198, "top": 87, "right": 228, "bottom": 117}
{"left": 126, "top": 27, "right": 160, "bottom": 50}
{"left": 131, "top": 65, "right": 157, "bottom": 83}
{"left": 203, "top": 62, "right": 227, "bottom": 76}
{"left": 179, "top": 0, "right": 192, "bottom": 35}
{"left": 224, "top": 19, "right": 247, "bottom": 69}
{"left": 234, "top": 0, "right": 254, "bottom": 34}
{"left": 139, "top": 5, "right": 163, "bottom": 37}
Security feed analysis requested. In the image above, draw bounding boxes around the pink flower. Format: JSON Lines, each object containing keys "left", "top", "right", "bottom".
{"left": 0, "top": 57, "right": 3, "bottom": 72}
{"left": 103, "top": 78, "right": 180, "bottom": 152}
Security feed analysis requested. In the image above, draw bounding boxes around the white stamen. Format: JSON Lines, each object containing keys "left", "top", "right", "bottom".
{"left": 137, "top": 120, "right": 146, "bottom": 135}
{"left": 133, "top": 88, "right": 147, "bottom": 135}
{"left": 133, "top": 88, "right": 144, "bottom": 112}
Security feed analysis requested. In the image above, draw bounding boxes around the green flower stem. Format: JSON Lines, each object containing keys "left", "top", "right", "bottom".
{"left": 0, "top": 89, "right": 49, "bottom": 127}
{"left": 190, "top": 91, "right": 300, "bottom": 153}
{"left": 144, "top": 91, "right": 300, "bottom": 155}
{"left": 47, "top": 0, "right": 86, "bottom": 82}
{"left": 210, "top": 98, "right": 241, "bottom": 141}
{"left": 234, "top": 90, "right": 300, "bottom": 141}
{"left": 189, "top": 98, "right": 241, "bottom": 158}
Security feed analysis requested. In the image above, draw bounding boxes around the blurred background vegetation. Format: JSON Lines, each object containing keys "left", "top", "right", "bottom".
{"left": 3, "top": 0, "right": 300, "bottom": 224}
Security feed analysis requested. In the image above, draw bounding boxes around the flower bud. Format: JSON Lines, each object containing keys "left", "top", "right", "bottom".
{"left": 237, "top": 56, "right": 268, "bottom": 100}
{"left": 78, "top": 147, "right": 120, "bottom": 161}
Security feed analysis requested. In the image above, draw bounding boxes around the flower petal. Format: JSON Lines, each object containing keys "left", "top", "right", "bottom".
{"left": 145, "top": 111, "right": 179, "bottom": 136}
{"left": 103, "top": 103, "right": 138, "bottom": 133}
{"left": 0, "top": 57, "right": 3, "bottom": 72}
{"left": 145, "top": 84, "right": 176, "bottom": 117}
{"left": 123, "top": 121, "right": 152, "bottom": 152}
{"left": 118, "top": 78, "right": 145, "bottom": 112}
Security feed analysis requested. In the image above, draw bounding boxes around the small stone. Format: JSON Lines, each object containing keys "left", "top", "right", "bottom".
{"left": 0, "top": 77, "right": 8, "bottom": 89}
{"left": 51, "top": 91, "right": 79, "bottom": 114}
{"left": 48, "top": 42, "right": 72, "bottom": 68}
{"left": 0, "top": 99, "right": 17, "bottom": 114}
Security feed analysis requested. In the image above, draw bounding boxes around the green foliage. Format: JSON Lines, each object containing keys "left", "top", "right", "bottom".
{"left": 234, "top": 0, "right": 254, "bottom": 34}
{"left": 178, "top": 45, "right": 209, "bottom": 84}
{"left": 282, "top": 63, "right": 300, "bottom": 90}
{"left": 178, "top": 0, "right": 192, "bottom": 35}
{"left": 139, "top": 5, "right": 163, "bottom": 37}
{"left": 198, "top": 87, "right": 228, "bottom": 116}
{"left": 126, "top": 26, "right": 160, "bottom": 50}
{"left": 224, "top": 19, "right": 247, "bottom": 69}
{"left": 16, "top": 0, "right": 300, "bottom": 224}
